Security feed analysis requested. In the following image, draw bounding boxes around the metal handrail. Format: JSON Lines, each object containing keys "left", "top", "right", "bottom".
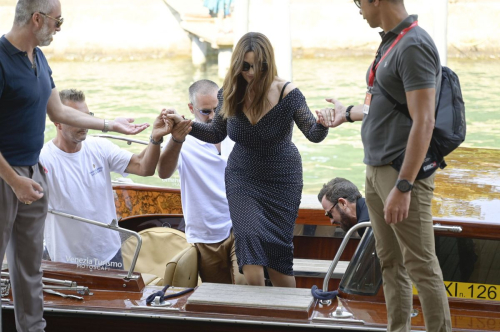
{"left": 322, "top": 221, "right": 372, "bottom": 294}
{"left": 0, "top": 272, "right": 76, "bottom": 288}
{"left": 433, "top": 224, "right": 462, "bottom": 233}
{"left": 320, "top": 220, "right": 463, "bottom": 294}
{"left": 91, "top": 134, "right": 150, "bottom": 146}
{"left": 48, "top": 210, "right": 142, "bottom": 279}
{"left": 320, "top": 220, "right": 464, "bottom": 306}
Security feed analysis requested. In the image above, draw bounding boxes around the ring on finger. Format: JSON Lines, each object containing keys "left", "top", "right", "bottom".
{"left": 24, "top": 201, "right": 32, "bottom": 205}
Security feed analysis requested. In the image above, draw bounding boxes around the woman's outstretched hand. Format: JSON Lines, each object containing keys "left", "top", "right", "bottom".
{"left": 163, "top": 108, "right": 185, "bottom": 124}
{"left": 315, "top": 97, "right": 347, "bottom": 128}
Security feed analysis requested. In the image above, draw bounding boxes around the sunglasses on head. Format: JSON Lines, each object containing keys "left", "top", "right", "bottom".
{"left": 37, "top": 12, "right": 64, "bottom": 28}
{"left": 242, "top": 61, "right": 268, "bottom": 72}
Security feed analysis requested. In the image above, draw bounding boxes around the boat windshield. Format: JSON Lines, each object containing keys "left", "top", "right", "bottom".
{"left": 339, "top": 227, "right": 382, "bottom": 296}
{"left": 339, "top": 227, "right": 500, "bottom": 299}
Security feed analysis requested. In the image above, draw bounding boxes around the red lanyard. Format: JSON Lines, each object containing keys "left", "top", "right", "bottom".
{"left": 368, "top": 21, "right": 418, "bottom": 88}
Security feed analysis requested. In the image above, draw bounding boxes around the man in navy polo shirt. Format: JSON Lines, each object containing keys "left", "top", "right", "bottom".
{"left": 0, "top": 1, "right": 150, "bottom": 330}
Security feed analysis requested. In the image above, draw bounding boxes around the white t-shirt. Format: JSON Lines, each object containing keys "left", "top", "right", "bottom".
{"left": 174, "top": 135, "right": 233, "bottom": 244}
{"left": 39, "top": 137, "right": 133, "bottom": 266}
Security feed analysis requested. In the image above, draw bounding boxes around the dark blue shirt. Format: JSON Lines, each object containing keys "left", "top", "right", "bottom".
{"left": 0, "top": 35, "right": 55, "bottom": 166}
{"left": 356, "top": 197, "right": 369, "bottom": 237}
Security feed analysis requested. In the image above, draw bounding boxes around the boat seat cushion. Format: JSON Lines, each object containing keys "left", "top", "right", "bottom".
{"left": 164, "top": 245, "right": 198, "bottom": 287}
{"left": 121, "top": 227, "right": 194, "bottom": 284}
{"left": 141, "top": 273, "right": 163, "bottom": 286}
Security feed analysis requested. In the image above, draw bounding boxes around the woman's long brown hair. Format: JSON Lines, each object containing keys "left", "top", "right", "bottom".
{"left": 221, "top": 32, "right": 278, "bottom": 122}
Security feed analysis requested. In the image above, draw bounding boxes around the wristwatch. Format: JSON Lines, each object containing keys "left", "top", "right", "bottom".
{"left": 102, "top": 119, "right": 109, "bottom": 133}
{"left": 345, "top": 105, "right": 355, "bottom": 123}
{"left": 149, "top": 134, "right": 163, "bottom": 145}
{"left": 395, "top": 179, "right": 413, "bottom": 193}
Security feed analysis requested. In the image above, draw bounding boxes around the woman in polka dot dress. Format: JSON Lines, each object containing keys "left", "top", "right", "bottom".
{"left": 184, "top": 32, "right": 328, "bottom": 287}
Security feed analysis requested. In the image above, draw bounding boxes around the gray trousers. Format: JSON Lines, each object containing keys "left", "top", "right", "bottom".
{"left": 1, "top": 163, "right": 47, "bottom": 332}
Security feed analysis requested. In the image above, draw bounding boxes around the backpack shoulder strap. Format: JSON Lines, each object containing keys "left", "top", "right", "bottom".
{"left": 378, "top": 84, "right": 411, "bottom": 119}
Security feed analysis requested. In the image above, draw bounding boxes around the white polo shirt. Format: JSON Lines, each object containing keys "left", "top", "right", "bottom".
{"left": 174, "top": 135, "right": 233, "bottom": 244}
{"left": 40, "top": 137, "right": 133, "bottom": 266}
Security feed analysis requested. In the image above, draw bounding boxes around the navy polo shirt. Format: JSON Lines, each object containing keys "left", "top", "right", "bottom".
{"left": 0, "top": 35, "right": 55, "bottom": 166}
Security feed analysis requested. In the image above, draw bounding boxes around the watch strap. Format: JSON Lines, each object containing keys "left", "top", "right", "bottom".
{"left": 102, "top": 119, "right": 109, "bottom": 133}
{"left": 396, "top": 179, "right": 413, "bottom": 193}
{"left": 345, "top": 105, "right": 355, "bottom": 123}
{"left": 171, "top": 136, "right": 185, "bottom": 144}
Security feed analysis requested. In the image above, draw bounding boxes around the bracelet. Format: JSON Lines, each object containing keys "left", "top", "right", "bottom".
{"left": 171, "top": 136, "right": 185, "bottom": 144}
{"left": 345, "top": 105, "right": 355, "bottom": 123}
{"left": 150, "top": 134, "right": 163, "bottom": 145}
{"left": 102, "top": 119, "right": 109, "bottom": 132}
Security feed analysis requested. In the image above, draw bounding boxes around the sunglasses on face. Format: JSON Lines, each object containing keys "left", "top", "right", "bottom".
{"left": 194, "top": 106, "right": 216, "bottom": 116}
{"left": 242, "top": 61, "right": 268, "bottom": 72}
{"left": 38, "top": 12, "right": 64, "bottom": 28}
{"left": 354, "top": 0, "right": 361, "bottom": 8}
{"left": 325, "top": 201, "right": 339, "bottom": 219}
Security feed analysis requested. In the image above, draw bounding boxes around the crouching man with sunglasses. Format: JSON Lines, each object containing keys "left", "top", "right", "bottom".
{"left": 318, "top": 177, "right": 369, "bottom": 237}
{"left": 157, "top": 80, "right": 244, "bottom": 285}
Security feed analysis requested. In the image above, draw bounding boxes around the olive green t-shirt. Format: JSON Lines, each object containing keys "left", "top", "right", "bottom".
{"left": 361, "top": 15, "right": 441, "bottom": 166}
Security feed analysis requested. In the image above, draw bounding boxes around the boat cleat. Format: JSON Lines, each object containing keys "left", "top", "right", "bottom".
{"left": 331, "top": 305, "right": 353, "bottom": 319}
{"left": 319, "top": 299, "right": 332, "bottom": 306}
{"left": 150, "top": 296, "right": 171, "bottom": 307}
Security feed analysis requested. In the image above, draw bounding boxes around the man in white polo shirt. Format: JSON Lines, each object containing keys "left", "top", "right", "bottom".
{"left": 157, "top": 79, "right": 243, "bottom": 284}
{"left": 40, "top": 89, "right": 173, "bottom": 269}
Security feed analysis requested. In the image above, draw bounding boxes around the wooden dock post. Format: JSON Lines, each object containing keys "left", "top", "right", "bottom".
{"left": 191, "top": 36, "right": 208, "bottom": 67}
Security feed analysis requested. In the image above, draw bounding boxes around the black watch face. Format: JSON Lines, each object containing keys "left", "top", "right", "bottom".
{"left": 397, "top": 180, "right": 412, "bottom": 192}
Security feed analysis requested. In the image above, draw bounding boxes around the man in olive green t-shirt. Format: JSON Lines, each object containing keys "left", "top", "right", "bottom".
{"left": 316, "top": 1, "right": 452, "bottom": 331}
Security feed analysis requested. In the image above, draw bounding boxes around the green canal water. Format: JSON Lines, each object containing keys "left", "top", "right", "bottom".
{"left": 45, "top": 57, "right": 500, "bottom": 195}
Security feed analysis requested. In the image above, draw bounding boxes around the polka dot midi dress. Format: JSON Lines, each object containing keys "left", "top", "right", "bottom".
{"left": 190, "top": 87, "right": 328, "bottom": 275}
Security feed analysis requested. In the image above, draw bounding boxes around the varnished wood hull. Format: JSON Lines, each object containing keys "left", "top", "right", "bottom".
{"left": 2, "top": 273, "right": 499, "bottom": 332}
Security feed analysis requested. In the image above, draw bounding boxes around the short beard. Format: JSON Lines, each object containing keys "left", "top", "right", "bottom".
{"left": 338, "top": 207, "right": 356, "bottom": 233}
{"left": 35, "top": 22, "right": 53, "bottom": 47}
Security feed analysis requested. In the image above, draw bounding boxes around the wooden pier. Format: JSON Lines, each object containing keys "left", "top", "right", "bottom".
{"left": 163, "top": 0, "right": 234, "bottom": 77}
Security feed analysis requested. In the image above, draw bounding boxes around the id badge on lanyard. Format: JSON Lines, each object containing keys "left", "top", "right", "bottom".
{"left": 365, "top": 20, "right": 418, "bottom": 116}
{"left": 363, "top": 89, "right": 372, "bottom": 115}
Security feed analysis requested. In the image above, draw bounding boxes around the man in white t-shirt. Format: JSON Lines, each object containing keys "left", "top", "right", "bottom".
{"left": 40, "top": 89, "right": 172, "bottom": 269}
{"left": 157, "top": 80, "right": 243, "bottom": 284}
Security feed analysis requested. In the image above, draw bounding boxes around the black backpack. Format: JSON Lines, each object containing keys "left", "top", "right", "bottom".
{"left": 380, "top": 66, "right": 466, "bottom": 179}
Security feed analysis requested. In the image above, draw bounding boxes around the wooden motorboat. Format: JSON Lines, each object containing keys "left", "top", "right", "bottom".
{"left": 112, "top": 147, "right": 500, "bottom": 290}
{"left": 2, "top": 148, "right": 500, "bottom": 331}
{"left": 1, "top": 147, "right": 499, "bottom": 331}
{"left": 1, "top": 215, "right": 499, "bottom": 331}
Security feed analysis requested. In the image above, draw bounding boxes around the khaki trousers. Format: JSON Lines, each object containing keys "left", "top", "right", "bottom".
{"left": 0, "top": 163, "right": 48, "bottom": 332}
{"left": 365, "top": 165, "right": 451, "bottom": 332}
{"left": 195, "top": 231, "right": 246, "bottom": 285}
